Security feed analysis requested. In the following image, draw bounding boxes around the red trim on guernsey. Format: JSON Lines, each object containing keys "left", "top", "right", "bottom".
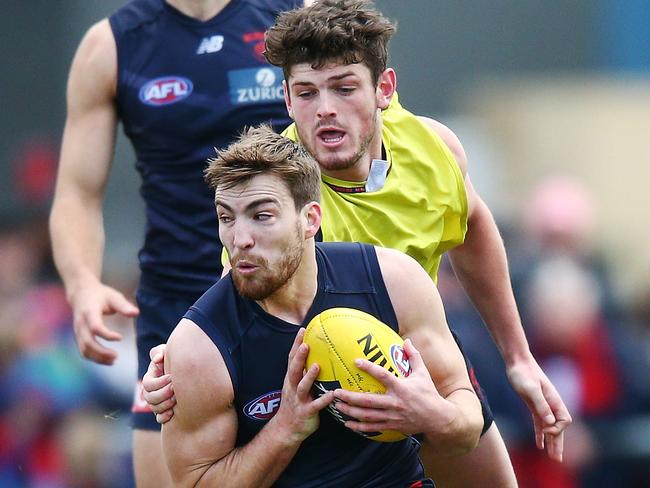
{"left": 324, "top": 181, "right": 367, "bottom": 193}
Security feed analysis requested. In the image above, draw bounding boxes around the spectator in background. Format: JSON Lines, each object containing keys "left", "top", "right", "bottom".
{"left": 506, "top": 175, "right": 643, "bottom": 487}
{"left": 0, "top": 209, "right": 135, "bottom": 487}
{"left": 517, "top": 175, "right": 619, "bottom": 318}
{"left": 444, "top": 174, "right": 649, "bottom": 487}
{"left": 512, "top": 256, "right": 621, "bottom": 488}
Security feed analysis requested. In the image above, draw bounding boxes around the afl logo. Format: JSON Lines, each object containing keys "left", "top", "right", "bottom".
{"left": 390, "top": 344, "right": 411, "bottom": 377}
{"left": 139, "top": 76, "right": 193, "bottom": 106}
{"left": 243, "top": 390, "right": 282, "bottom": 420}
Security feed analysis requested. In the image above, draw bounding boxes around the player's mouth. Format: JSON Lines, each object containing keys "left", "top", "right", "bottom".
{"left": 317, "top": 127, "right": 346, "bottom": 147}
{"left": 235, "top": 260, "right": 261, "bottom": 275}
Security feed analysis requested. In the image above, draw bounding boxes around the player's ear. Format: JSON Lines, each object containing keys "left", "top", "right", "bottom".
{"left": 376, "top": 68, "right": 396, "bottom": 110}
{"left": 303, "top": 201, "right": 322, "bottom": 239}
{"left": 283, "top": 79, "right": 294, "bottom": 119}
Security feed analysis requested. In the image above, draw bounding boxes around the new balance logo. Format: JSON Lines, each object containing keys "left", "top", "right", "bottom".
{"left": 197, "top": 35, "right": 224, "bottom": 54}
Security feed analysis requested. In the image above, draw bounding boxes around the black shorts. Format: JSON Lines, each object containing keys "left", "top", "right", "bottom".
{"left": 451, "top": 330, "right": 494, "bottom": 436}
{"left": 131, "top": 287, "right": 199, "bottom": 430}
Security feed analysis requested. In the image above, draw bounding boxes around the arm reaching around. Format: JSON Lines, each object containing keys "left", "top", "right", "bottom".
{"left": 449, "top": 175, "right": 571, "bottom": 462}
{"left": 163, "top": 322, "right": 334, "bottom": 487}
{"left": 421, "top": 117, "right": 572, "bottom": 461}
{"left": 334, "top": 247, "right": 483, "bottom": 456}
{"left": 143, "top": 344, "right": 176, "bottom": 424}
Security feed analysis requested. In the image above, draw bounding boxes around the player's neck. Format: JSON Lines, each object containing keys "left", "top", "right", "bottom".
{"left": 256, "top": 244, "right": 319, "bottom": 326}
{"left": 166, "top": 0, "right": 231, "bottom": 21}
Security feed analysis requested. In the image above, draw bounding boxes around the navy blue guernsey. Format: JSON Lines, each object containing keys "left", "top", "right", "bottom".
{"left": 109, "top": 0, "right": 297, "bottom": 296}
{"left": 185, "top": 242, "right": 425, "bottom": 487}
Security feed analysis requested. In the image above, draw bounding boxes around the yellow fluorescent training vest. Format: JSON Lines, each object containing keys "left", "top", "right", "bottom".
{"left": 282, "top": 93, "right": 468, "bottom": 282}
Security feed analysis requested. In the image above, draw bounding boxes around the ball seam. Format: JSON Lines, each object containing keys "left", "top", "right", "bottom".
{"left": 319, "top": 317, "right": 364, "bottom": 393}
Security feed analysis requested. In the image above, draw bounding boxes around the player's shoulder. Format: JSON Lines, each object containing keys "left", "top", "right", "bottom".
{"left": 375, "top": 246, "right": 428, "bottom": 283}
{"left": 374, "top": 246, "right": 443, "bottom": 334}
{"left": 80, "top": 18, "right": 115, "bottom": 51}
{"left": 167, "top": 318, "right": 224, "bottom": 377}
{"left": 375, "top": 246, "right": 437, "bottom": 295}
{"left": 71, "top": 19, "right": 116, "bottom": 90}
{"left": 416, "top": 116, "right": 468, "bottom": 175}
{"left": 168, "top": 318, "right": 207, "bottom": 355}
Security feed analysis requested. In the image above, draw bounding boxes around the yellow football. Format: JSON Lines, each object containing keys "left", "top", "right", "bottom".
{"left": 304, "top": 307, "right": 411, "bottom": 442}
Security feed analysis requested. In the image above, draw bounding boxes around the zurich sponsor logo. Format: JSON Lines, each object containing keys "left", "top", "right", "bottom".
{"left": 390, "top": 344, "right": 411, "bottom": 377}
{"left": 139, "top": 76, "right": 193, "bottom": 106}
{"left": 228, "top": 66, "right": 285, "bottom": 105}
{"left": 244, "top": 390, "right": 282, "bottom": 420}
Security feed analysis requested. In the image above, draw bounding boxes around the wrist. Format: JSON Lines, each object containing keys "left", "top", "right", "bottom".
{"left": 504, "top": 348, "right": 535, "bottom": 369}
{"left": 498, "top": 330, "right": 533, "bottom": 367}
{"left": 65, "top": 270, "right": 101, "bottom": 302}
{"left": 265, "top": 413, "right": 306, "bottom": 449}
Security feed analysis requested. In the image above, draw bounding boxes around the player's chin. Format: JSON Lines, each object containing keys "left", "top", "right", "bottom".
{"left": 315, "top": 152, "right": 355, "bottom": 171}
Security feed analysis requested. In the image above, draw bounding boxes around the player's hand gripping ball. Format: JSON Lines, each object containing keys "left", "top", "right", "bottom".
{"left": 304, "top": 307, "right": 411, "bottom": 442}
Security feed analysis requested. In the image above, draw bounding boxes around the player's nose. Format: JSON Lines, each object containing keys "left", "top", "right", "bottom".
{"left": 231, "top": 222, "right": 255, "bottom": 250}
{"left": 316, "top": 93, "right": 337, "bottom": 119}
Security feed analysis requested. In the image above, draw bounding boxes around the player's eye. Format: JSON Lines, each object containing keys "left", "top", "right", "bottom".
{"left": 218, "top": 214, "right": 233, "bottom": 224}
{"left": 337, "top": 86, "right": 355, "bottom": 94}
{"left": 254, "top": 213, "right": 273, "bottom": 221}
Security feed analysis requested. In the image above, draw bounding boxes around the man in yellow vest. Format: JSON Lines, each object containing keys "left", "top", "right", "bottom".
{"left": 145, "top": 1, "right": 571, "bottom": 486}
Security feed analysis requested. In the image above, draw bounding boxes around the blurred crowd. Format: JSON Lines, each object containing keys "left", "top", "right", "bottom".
{"left": 1, "top": 145, "right": 649, "bottom": 487}
{"left": 0, "top": 141, "right": 136, "bottom": 488}
{"left": 444, "top": 176, "right": 650, "bottom": 487}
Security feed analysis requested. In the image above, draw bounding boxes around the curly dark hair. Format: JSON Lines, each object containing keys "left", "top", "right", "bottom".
{"left": 204, "top": 125, "right": 321, "bottom": 209}
{"left": 264, "top": 0, "right": 396, "bottom": 85}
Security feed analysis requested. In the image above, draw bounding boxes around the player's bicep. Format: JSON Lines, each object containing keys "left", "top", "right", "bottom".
{"left": 376, "top": 247, "right": 473, "bottom": 397}
{"left": 56, "top": 19, "right": 118, "bottom": 203}
{"left": 162, "top": 319, "right": 237, "bottom": 486}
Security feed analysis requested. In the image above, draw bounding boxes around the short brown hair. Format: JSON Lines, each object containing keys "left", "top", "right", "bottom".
{"left": 204, "top": 125, "right": 321, "bottom": 209}
{"left": 264, "top": 0, "right": 396, "bottom": 85}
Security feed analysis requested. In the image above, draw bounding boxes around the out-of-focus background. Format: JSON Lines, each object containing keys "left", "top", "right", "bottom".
{"left": 1, "top": 0, "right": 649, "bottom": 486}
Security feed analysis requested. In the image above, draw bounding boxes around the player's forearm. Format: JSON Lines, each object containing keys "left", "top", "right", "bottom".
{"left": 422, "top": 389, "right": 482, "bottom": 455}
{"left": 50, "top": 195, "right": 105, "bottom": 299}
{"left": 169, "top": 418, "right": 302, "bottom": 488}
{"left": 448, "top": 200, "right": 531, "bottom": 365}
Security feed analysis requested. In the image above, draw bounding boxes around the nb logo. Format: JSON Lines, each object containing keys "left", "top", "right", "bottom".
{"left": 197, "top": 35, "right": 224, "bottom": 54}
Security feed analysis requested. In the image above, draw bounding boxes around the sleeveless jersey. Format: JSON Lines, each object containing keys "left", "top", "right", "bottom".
{"left": 109, "top": 0, "right": 298, "bottom": 296}
{"left": 186, "top": 242, "right": 424, "bottom": 487}
{"left": 283, "top": 93, "right": 468, "bottom": 282}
